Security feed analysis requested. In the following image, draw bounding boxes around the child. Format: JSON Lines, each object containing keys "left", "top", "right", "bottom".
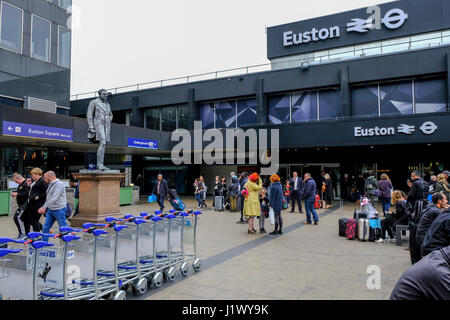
{"left": 258, "top": 188, "right": 270, "bottom": 234}
{"left": 284, "top": 180, "right": 291, "bottom": 205}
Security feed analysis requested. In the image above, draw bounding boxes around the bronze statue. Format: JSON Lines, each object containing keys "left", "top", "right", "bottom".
{"left": 86, "top": 89, "right": 113, "bottom": 171}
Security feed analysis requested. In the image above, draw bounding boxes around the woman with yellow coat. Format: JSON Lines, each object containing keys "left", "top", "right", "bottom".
{"left": 243, "top": 173, "right": 262, "bottom": 234}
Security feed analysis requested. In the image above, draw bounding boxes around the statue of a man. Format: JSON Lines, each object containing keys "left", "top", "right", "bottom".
{"left": 86, "top": 89, "right": 113, "bottom": 171}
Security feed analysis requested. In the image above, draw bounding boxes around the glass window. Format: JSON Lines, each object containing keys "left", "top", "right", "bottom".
{"left": 328, "top": 47, "right": 355, "bottom": 61}
{"left": 58, "top": 26, "right": 71, "bottom": 68}
{"left": 415, "top": 79, "right": 447, "bottom": 114}
{"left": 0, "top": 148, "right": 19, "bottom": 177}
{"left": 237, "top": 98, "right": 257, "bottom": 127}
{"left": 319, "top": 89, "right": 342, "bottom": 120}
{"left": 31, "top": 15, "right": 51, "bottom": 62}
{"left": 292, "top": 91, "right": 317, "bottom": 122}
{"left": 354, "top": 42, "right": 382, "bottom": 57}
{"left": 380, "top": 81, "right": 413, "bottom": 116}
{"left": 215, "top": 100, "right": 236, "bottom": 129}
{"left": 268, "top": 94, "right": 290, "bottom": 124}
{"left": 0, "top": 96, "right": 23, "bottom": 108}
{"left": 381, "top": 38, "right": 410, "bottom": 54}
{"left": 0, "top": 2, "right": 23, "bottom": 53}
{"left": 443, "top": 30, "right": 450, "bottom": 44}
{"left": 161, "top": 106, "right": 177, "bottom": 132}
{"left": 410, "top": 32, "right": 442, "bottom": 49}
{"left": 177, "top": 105, "right": 189, "bottom": 129}
{"left": 145, "top": 108, "right": 160, "bottom": 131}
{"left": 200, "top": 103, "right": 215, "bottom": 129}
{"left": 351, "top": 85, "right": 379, "bottom": 117}
{"left": 59, "top": 0, "right": 72, "bottom": 10}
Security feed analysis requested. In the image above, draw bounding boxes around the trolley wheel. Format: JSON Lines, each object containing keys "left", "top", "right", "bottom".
{"left": 152, "top": 272, "right": 163, "bottom": 288}
{"left": 113, "top": 290, "right": 127, "bottom": 301}
{"left": 192, "top": 258, "right": 202, "bottom": 272}
{"left": 132, "top": 278, "right": 148, "bottom": 296}
{"left": 165, "top": 267, "right": 177, "bottom": 282}
{"left": 180, "top": 262, "right": 189, "bottom": 276}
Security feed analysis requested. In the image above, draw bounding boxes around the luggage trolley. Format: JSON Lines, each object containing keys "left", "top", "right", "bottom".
{"left": 0, "top": 239, "right": 25, "bottom": 300}
{"left": 175, "top": 210, "right": 202, "bottom": 274}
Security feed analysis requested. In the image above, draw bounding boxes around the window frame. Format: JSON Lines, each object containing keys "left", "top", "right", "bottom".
{"left": 58, "top": 0, "right": 72, "bottom": 10}
{"left": 31, "top": 14, "right": 51, "bottom": 62}
{"left": 57, "top": 25, "right": 71, "bottom": 69}
{"left": 0, "top": 1, "right": 24, "bottom": 54}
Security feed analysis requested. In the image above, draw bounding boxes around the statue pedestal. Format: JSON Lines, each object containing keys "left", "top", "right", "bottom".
{"left": 70, "top": 171, "right": 125, "bottom": 227}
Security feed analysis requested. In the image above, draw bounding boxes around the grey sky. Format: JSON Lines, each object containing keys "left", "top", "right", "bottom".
{"left": 71, "top": 0, "right": 392, "bottom": 95}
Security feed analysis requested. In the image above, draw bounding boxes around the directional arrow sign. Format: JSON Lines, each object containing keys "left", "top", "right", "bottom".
{"left": 2, "top": 121, "right": 73, "bottom": 142}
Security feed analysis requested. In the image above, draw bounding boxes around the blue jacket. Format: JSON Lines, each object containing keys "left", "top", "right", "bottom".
{"left": 303, "top": 178, "right": 317, "bottom": 199}
{"left": 269, "top": 182, "right": 283, "bottom": 212}
{"left": 239, "top": 177, "right": 248, "bottom": 198}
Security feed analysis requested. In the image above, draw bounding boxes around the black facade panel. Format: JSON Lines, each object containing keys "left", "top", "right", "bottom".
{"left": 267, "top": 0, "right": 450, "bottom": 59}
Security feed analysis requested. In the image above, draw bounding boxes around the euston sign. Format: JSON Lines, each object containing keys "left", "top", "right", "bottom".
{"left": 283, "top": 8, "right": 408, "bottom": 47}
{"left": 354, "top": 121, "right": 438, "bottom": 138}
{"left": 2, "top": 121, "right": 73, "bottom": 142}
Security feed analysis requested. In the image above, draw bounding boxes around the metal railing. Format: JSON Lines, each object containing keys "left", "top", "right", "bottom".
{"left": 71, "top": 32, "right": 450, "bottom": 101}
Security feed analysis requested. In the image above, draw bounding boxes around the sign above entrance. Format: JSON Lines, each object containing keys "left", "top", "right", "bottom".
{"left": 128, "top": 138, "right": 158, "bottom": 150}
{"left": 2, "top": 121, "right": 73, "bottom": 142}
{"left": 354, "top": 121, "right": 438, "bottom": 138}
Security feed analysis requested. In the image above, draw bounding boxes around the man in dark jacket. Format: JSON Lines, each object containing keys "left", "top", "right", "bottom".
{"left": 236, "top": 172, "right": 248, "bottom": 224}
{"left": 154, "top": 174, "right": 169, "bottom": 211}
{"left": 407, "top": 170, "right": 430, "bottom": 265}
{"left": 289, "top": 172, "right": 304, "bottom": 214}
{"left": 227, "top": 176, "right": 239, "bottom": 212}
{"left": 416, "top": 193, "right": 448, "bottom": 247}
{"left": 11, "top": 173, "right": 30, "bottom": 238}
{"left": 421, "top": 211, "right": 450, "bottom": 257}
{"left": 303, "top": 173, "right": 319, "bottom": 225}
{"left": 390, "top": 245, "right": 450, "bottom": 300}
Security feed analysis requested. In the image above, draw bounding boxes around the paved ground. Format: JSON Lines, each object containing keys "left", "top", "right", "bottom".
{"left": 0, "top": 198, "right": 411, "bottom": 300}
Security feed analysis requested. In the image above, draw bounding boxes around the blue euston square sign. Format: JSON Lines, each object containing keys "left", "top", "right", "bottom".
{"left": 128, "top": 138, "right": 158, "bottom": 150}
{"left": 2, "top": 121, "right": 73, "bottom": 142}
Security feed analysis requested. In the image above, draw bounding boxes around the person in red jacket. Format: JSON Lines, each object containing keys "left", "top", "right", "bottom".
{"left": 284, "top": 180, "right": 290, "bottom": 208}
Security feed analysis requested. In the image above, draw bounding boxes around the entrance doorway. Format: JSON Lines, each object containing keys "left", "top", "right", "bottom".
{"left": 279, "top": 163, "right": 341, "bottom": 200}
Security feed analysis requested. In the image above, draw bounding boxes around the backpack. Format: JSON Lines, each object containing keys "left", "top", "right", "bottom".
{"left": 366, "top": 177, "right": 376, "bottom": 191}
{"left": 346, "top": 219, "right": 357, "bottom": 240}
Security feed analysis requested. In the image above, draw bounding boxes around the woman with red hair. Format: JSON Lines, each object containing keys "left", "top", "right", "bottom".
{"left": 243, "top": 173, "right": 262, "bottom": 234}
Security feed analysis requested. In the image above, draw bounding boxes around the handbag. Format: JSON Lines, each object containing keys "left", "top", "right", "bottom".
{"left": 65, "top": 203, "right": 73, "bottom": 219}
{"left": 282, "top": 197, "right": 289, "bottom": 210}
{"left": 269, "top": 207, "right": 275, "bottom": 225}
{"left": 148, "top": 194, "right": 157, "bottom": 203}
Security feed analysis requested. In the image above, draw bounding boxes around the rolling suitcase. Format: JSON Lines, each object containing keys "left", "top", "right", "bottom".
{"left": 214, "top": 196, "right": 224, "bottom": 211}
{"left": 358, "top": 218, "right": 370, "bottom": 241}
{"left": 314, "top": 195, "right": 321, "bottom": 209}
{"left": 346, "top": 219, "right": 357, "bottom": 240}
{"left": 339, "top": 218, "right": 349, "bottom": 237}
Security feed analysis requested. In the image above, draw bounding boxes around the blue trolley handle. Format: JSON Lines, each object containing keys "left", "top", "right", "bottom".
{"left": 0, "top": 248, "right": 23, "bottom": 258}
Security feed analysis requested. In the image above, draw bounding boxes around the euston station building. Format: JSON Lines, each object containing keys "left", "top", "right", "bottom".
{"left": 2, "top": 0, "right": 450, "bottom": 198}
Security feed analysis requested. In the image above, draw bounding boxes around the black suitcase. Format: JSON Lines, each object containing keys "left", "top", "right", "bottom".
{"left": 339, "top": 218, "right": 349, "bottom": 237}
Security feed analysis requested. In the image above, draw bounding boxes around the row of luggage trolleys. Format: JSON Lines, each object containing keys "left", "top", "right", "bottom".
{"left": 0, "top": 209, "right": 202, "bottom": 300}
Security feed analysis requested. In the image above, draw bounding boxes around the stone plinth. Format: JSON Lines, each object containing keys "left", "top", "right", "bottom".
{"left": 70, "top": 172, "right": 125, "bottom": 227}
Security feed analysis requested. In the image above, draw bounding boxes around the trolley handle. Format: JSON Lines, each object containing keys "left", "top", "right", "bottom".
{"left": 60, "top": 227, "right": 83, "bottom": 234}
{"left": 0, "top": 249, "right": 22, "bottom": 258}
{"left": 61, "top": 235, "right": 81, "bottom": 243}
{"left": 0, "top": 238, "right": 26, "bottom": 245}
{"left": 27, "top": 232, "right": 54, "bottom": 240}
{"left": 123, "top": 215, "right": 148, "bottom": 225}
{"left": 23, "top": 240, "right": 55, "bottom": 250}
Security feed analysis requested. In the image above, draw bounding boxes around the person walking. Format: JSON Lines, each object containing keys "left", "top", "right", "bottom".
{"left": 268, "top": 174, "right": 284, "bottom": 235}
{"left": 227, "top": 176, "right": 239, "bottom": 212}
{"left": 364, "top": 172, "right": 378, "bottom": 204}
{"left": 11, "top": 173, "right": 30, "bottom": 238}
{"left": 194, "top": 179, "right": 204, "bottom": 208}
{"left": 322, "top": 173, "right": 334, "bottom": 209}
{"left": 38, "top": 171, "right": 68, "bottom": 242}
{"left": 289, "top": 172, "right": 304, "bottom": 214}
{"left": 303, "top": 173, "right": 319, "bottom": 225}
{"left": 24, "top": 168, "right": 47, "bottom": 234}
{"left": 236, "top": 172, "right": 249, "bottom": 224}
{"left": 243, "top": 173, "right": 262, "bottom": 234}
{"left": 154, "top": 174, "right": 169, "bottom": 211}
{"left": 435, "top": 174, "right": 450, "bottom": 200}
{"left": 378, "top": 174, "right": 393, "bottom": 215}
{"left": 258, "top": 188, "right": 269, "bottom": 234}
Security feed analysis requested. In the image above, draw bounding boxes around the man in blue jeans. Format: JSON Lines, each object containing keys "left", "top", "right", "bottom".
{"left": 38, "top": 171, "right": 68, "bottom": 242}
{"left": 303, "top": 173, "right": 319, "bottom": 225}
